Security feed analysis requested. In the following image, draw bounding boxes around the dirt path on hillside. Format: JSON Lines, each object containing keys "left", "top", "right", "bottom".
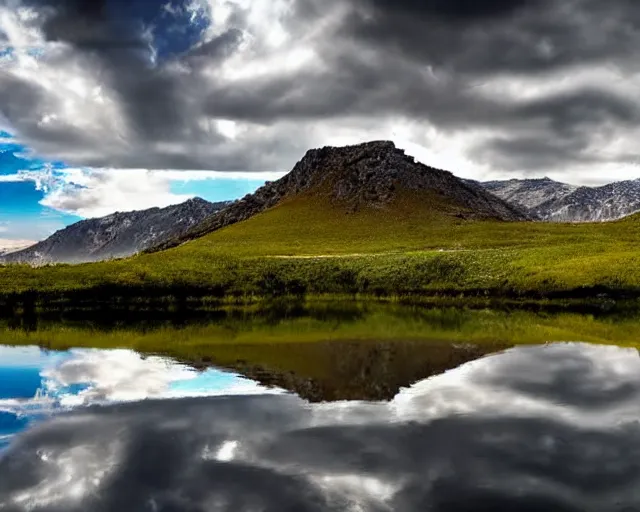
{"left": 266, "top": 249, "right": 471, "bottom": 259}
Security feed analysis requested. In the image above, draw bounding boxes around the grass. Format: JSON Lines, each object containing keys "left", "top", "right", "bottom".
{"left": 2, "top": 192, "right": 640, "bottom": 302}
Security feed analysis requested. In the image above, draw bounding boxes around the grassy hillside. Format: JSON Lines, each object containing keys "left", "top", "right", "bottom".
{"left": 0, "top": 192, "right": 640, "bottom": 302}
{"left": 173, "top": 191, "right": 637, "bottom": 256}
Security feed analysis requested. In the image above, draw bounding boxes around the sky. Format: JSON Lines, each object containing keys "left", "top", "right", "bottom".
{"left": 2, "top": 0, "right": 640, "bottom": 241}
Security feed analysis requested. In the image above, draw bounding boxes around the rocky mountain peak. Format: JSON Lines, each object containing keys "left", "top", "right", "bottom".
{"left": 277, "top": 140, "right": 413, "bottom": 206}
{"left": 279, "top": 140, "right": 527, "bottom": 218}
{"left": 296, "top": 140, "right": 401, "bottom": 173}
{"left": 184, "top": 197, "right": 210, "bottom": 205}
{"left": 148, "top": 140, "right": 528, "bottom": 253}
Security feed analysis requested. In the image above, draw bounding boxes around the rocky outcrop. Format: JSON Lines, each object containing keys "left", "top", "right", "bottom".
{"left": 150, "top": 141, "right": 528, "bottom": 252}
{"left": 1, "top": 198, "right": 232, "bottom": 264}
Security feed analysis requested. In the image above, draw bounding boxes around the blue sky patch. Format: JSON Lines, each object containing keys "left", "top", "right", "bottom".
{"left": 0, "top": 132, "right": 269, "bottom": 241}
{"left": 170, "top": 177, "right": 268, "bottom": 203}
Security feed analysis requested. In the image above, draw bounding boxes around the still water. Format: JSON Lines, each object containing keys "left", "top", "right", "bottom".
{"left": 0, "top": 346, "right": 282, "bottom": 451}
{"left": 1, "top": 339, "right": 640, "bottom": 511}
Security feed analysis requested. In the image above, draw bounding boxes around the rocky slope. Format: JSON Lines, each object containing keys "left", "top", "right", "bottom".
{"left": 1, "top": 198, "right": 232, "bottom": 264}
{"left": 481, "top": 177, "right": 640, "bottom": 222}
{"left": 150, "top": 141, "right": 528, "bottom": 252}
{"left": 481, "top": 178, "right": 577, "bottom": 212}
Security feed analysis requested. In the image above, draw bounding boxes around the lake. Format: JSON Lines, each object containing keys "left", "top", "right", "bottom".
{"left": 1, "top": 302, "right": 640, "bottom": 510}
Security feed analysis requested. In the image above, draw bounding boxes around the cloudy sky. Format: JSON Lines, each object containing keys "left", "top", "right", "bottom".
{"left": 2, "top": 0, "right": 640, "bottom": 240}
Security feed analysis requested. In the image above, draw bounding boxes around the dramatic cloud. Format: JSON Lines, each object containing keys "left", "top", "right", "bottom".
{"left": 1, "top": 0, "right": 640, "bottom": 184}
{"left": 3, "top": 343, "right": 640, "bottom": 510}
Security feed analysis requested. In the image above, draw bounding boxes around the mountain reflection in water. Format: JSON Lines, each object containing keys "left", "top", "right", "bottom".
{"left": 2, "top": 342, "right": 640, "bottom": 511}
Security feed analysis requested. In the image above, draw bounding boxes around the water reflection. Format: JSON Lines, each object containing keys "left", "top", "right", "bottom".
{"left": 2, "top": 342, "right": 640, "bottom": 510}
{"left": 0, "top": 346, "right": 281, "bottom": 450}
{"left": 228, "top": 340, "right": 502, "bottom": 401}
{"left": 7, "top": 299, "right": 640, "bottom": 402}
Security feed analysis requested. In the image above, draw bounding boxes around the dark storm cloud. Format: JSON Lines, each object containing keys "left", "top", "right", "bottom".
{"left": 471, "top": 135, "right": 593, "bottom": 171}
{"left": 26, "top": 0, "right": 147, "bottom": 50}
{"left": 472, "top": 89, "right": 640, "bottom": 170}
{"left": 516, "top": 89, "right": 640, "bottom": 132}
{"left": 3, "top": 344, "right": 640, "bottom": 510}
{"left": 3, "top": 0, "right": 640, "bottom": 175}
{"left": 363, "top": 0, "right": 538, "bottom": 22}
{"left": 215, "top": 0, "right": 640, "bottom": 172}
{"left": 341, "top": 0, "right": 640, "bottom": 75}
{"left": 289, "top": 0, "right": 640, "bottom": 173}
{"left": 0, "top": 72, "right": 95, "bottom": 148}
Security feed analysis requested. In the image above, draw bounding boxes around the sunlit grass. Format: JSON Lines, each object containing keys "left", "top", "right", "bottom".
{"left": 1, "top": 195, "right": 640, "bottom": 301}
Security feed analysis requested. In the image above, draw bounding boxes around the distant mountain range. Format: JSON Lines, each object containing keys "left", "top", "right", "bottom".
{"left": 149, "top": 140, "right": 528, "bottom": 252}
{"left": 1, "top": 198, "right": 232, "bottom": 264}
{"left": 6, "top": 143, "right": 637, "bottom": 267}
{"left": 479, "top": 177, "right": 640, "bottom": 222}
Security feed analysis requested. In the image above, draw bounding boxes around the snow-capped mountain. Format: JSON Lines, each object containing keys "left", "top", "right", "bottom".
{"left": 0, "top": 198, "right": 232, "bottom": 265}
{"left": 479, "top": 177, "right": 640, "bottom": 222}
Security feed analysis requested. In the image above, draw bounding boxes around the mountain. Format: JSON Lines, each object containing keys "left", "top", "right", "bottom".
{"left": 150, "top": 141, "right": 528, "bottom": 252}
{"left": 480, "top": 178, "right": 640, "bottom": 222}
{"left": 480, "top": 178, "right": 577, "bottom": 213}
{"left": 1, "top": 198, "right": 232, "bottom": 264}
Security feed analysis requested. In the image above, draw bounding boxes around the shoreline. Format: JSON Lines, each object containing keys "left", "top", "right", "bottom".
{"left": 0, "top": 285, "right": 633, "bottom": 314}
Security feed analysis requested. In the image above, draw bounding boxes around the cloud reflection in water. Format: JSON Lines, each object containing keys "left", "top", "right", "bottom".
{"left": 0, "top": 347, "right": 283, "bottom": 451}
{"left": 1, "top": 342, "right": 640, "bottom": 511}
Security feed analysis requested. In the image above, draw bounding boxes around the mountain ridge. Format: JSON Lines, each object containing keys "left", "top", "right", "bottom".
{"left": 480, "top": 177, "right": 640, "bottom": 222}
{"left": 1, "top": 197, "right": 232, "bottom": 264}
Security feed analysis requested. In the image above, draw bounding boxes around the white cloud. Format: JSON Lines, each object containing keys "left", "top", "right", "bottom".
{"left": 0, "top": 172, "right": 28, "bottom": 182}
{"left": 37, "top": 168, "right": 195, "bottom": 218}
{"left": 0, "top": 166, "right": 284, "bottom": 218}
{"left": 0, "top": 238, "right": 35, "bottom": 254}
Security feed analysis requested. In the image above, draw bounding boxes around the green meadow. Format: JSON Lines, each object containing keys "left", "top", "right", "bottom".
{"left": 1, "top": 194, "right": 639, "bottom": 303}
